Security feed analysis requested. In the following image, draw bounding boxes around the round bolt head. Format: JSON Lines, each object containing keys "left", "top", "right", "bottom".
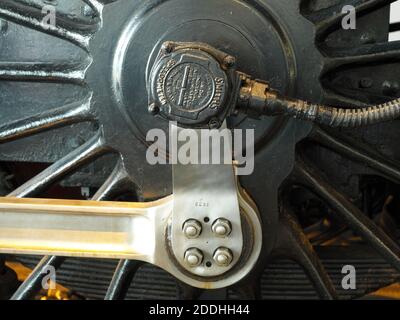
{"left": 215, "top": 225, "right": 227, "bottom": 236}
{"left": 187, "top": 255, "right": 200, "bottom": 265}
{"left": 184, "top": 248, "right": 203, "bottom": 267}
{"left": 185, "top": 226, "right": 197, "bottom": 237}
{"left": 148, "top": 103, "right": 160, "bottom": 115}
{"left": 211, "top": 218, "right": 232, "bottom": 237}
{"left": 223, "top": 55, "right": 236, "bottom": 68}
{"left": 213, "top": 247, "right": 233, "bottom": 267}
{"left": 161, "top": 41, "right": 174, "bottom": 54}
{"left": 216, "top": 254, "right": 228, "bottom": 265}
{"left": 182, "top": 219, "right": 202, "bottom": 239}
{"left": 209, "top": 119, "right": 221, "bottom": 129}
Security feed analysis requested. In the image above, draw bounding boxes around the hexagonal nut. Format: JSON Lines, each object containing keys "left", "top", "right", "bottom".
{"left": 211, "top": 218, "right": 232, "bottom": 237}
{"left": 182, "top": 219, "right": 202, "bottom": 239}
{"left": 223, "top": 55, "right": 236, "bottom": 68}
{"left": 184, "top": 248, "right": 203, "bottom": 267}
{"left": 213, "top": 247, "right": 233, "bottom": 267}
{"left": 161, "top": 41, "right": 175, "bottom": 54}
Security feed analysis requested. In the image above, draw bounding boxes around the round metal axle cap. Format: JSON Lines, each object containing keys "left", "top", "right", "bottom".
{"left": 147, "top": 43, "right": 230, "bottom": 127}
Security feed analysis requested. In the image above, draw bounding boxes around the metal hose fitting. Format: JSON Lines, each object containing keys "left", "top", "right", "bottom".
{"left": 237, "top": 75, "right": 400, "bottom": 127}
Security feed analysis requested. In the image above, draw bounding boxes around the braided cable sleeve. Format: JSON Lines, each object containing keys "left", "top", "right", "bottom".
{"left": 264, "top": 96, "right": 400, "bottom": 127}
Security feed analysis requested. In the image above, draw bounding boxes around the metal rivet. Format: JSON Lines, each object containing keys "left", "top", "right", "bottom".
{"left": 223, "top": 55, "right": 236, "bottom": 68}
{"left": 208, "top": 118, "right": 220, "bottom": 129}
{"left": 148, "top": 103, "right": 160, "bottom": 115}
{"left": 161, "top": 41, "right": 174, "bottom": 54}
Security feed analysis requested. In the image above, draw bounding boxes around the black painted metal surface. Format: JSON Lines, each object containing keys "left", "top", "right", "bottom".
{"left": 0, "top": 0, "right": 399, "bottom": 300}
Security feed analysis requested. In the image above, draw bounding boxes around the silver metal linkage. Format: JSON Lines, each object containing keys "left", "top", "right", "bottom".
{"left": 170, "top": 122, "right": 243, "bottom": 277}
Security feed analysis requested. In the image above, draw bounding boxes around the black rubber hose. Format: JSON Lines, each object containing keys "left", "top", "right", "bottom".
{"left": 264, "top": 96, "right": 400, "bottom": 127}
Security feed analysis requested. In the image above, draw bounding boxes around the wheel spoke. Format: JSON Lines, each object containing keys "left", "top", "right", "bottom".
{"left": 0, "top": 61, "right": 89, "bottom": 84}
{"left": 273, "top": 205, "right": 337, "bottom": 300}
{"left": 9, "top": 138, "right": 132, "bottom": 300}
{"left": 0, "top": 0, "right": 100, "bottom": 50}
{"left": 310, "top": 127, "right": 400, "bottom": 183}
{"left": 302, "top": 0, "right": 394, "bottom": 40}
{"left": 321, "top": 89, "right": 371, "bottom": 107}
{"left": 231, "top": 281, "right": 259, "bottom": 299}
{"left": 10, "top": 255, "right": 64, "bottom": 300}
{"left": 104, "top": 259, "right": 143, "bottom": 300}
{"left": 294, "top": 157, "right": 400, "bottom": 274}
{"left": 176, "top": 282, "right": 202, "bottom": 300}
{"left": 92, "top": 159, "right": 142, "bottom": 300}
{"left": 92, "top": 160, "right": 139, "bottom": 201}
{"left": 0, "top": 95, "right": 94, "bottom": 143}
{"left": 8, "top": 131, "right": 108, "bottom": 198}
{"left": 323, "top": 42, "right": 400, "bottom": 69}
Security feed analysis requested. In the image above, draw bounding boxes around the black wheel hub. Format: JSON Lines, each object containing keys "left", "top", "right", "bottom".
{"left": 86, "top": 0, "right": 318, "bottom": 205}
{"left": 77, "top": 0, "right": 324, "bottom": 268}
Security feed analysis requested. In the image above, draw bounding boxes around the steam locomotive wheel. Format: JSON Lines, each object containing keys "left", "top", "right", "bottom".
{"left": 0, "top": 0, "right": 399, "bottom": 300}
